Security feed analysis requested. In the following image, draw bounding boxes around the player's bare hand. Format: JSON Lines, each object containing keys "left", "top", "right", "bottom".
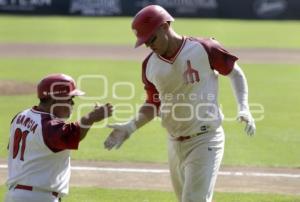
{"left": 90, "top": 103, "right": 113, "bottom": 122}
{"left": 237, "top": 111, "right": 256, "bottom": 136}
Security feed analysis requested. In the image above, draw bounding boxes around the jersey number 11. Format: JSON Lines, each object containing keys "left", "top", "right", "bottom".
{"left": 12, "top": 128, "right": 29, "bottom": 161}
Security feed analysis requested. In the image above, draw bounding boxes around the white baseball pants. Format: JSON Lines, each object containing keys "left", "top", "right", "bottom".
{"left": 168, "top": 126, "right": 225, "bottom": 202}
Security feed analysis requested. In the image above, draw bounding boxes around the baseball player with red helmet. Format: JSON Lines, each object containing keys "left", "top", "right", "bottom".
{"left": 5, "top": 73, "right": 113, "bottom": 202}
{"left": 104, "top": 5, "right": 255, "bottom": 202}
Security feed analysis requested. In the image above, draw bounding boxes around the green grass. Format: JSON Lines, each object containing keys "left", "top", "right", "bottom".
{"left": 1, "top": 185, "right": 300, "bottom": 202}
{"left": 0, "top": 59, "right": 299, "bottom": 167}
{"left": 52, "top": 189, "right": 300, "bottom": 202}
{"left": 0, "top": 16, "right": 300, "bottom": 48}
{"left": 220, "top": 64, "right": 300, "bottom": 166}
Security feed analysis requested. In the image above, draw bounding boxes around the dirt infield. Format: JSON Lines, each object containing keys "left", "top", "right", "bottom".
{"left": 68, "top": 160, "right": 300, "bottom": 195}
{"left": 0, "top": 80, "right": 35, "bottom": 95}
{"left": 0, "top": 159, "right": 299, "bottom": 195}
{"left": 1, "top": 44, "right": 299, "bottom": 95}
{"left": 1, "top": 43, "right": 300, "bottom": 195}
{"left": 1, "top": 44, "right": 300, "bottom": 64}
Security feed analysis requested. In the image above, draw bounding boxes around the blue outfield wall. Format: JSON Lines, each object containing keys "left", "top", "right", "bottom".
{"left": 0, "top": 0, "right": 299, "bottom": 19}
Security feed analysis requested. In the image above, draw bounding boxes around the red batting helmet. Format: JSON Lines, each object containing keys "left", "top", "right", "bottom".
{"left": 37, "top": 73, "right": 85, "bottom": 99}
{"left": 131, "top": 5, "right": 174, "bottom": 48}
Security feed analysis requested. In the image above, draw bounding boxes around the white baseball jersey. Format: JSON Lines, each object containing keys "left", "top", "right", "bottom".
{"left": 6, "top": 106, "right": 81, "bottom": 196}
{"left": 142, "top": 37, "right": 238, "bottom": 137}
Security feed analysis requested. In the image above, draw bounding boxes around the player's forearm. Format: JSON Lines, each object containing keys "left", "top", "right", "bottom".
{"left": 79, "top": 110, "right": 106, "bottom": 140}
{"left": 79, "top": 103, "right": 113, "bottom": 141}
{"left": 79, "top": 128, "right": 90, "bottom": 141}
{"left": 78, "top": 112, "right": 96, "bottom": 141}
{"left": 135, "top": 103, "right": 157, "bottom": 129}
{"left": 123, "top": 102, "right": 157, "bottom": 135}
{"left": 228, "top": 63, "right": 249, "bottom": 112}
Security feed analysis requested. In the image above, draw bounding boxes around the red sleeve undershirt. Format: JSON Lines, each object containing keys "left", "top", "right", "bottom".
{"left": 41, "top": 114, "right": 81, "bottom": 152}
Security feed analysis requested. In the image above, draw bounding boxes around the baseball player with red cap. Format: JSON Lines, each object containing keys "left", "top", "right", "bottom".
{"left": 104, "top": 5, "right": 256, "bottom": 202}
{"left": 5, "top": 73, "right": 113, "bottom": 202}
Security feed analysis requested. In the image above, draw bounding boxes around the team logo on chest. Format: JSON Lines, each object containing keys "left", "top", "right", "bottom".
{"left": 183, "top": 60, "right": 200, "bottom": 84}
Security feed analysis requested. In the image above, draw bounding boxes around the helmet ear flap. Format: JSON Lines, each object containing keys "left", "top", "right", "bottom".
{"left": 131, "top": 5, "right": 174, "bottom": 48}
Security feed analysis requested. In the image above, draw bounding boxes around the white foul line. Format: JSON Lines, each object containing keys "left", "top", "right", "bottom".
{"left": 0, "top": 165, "right": 7, "bottom": 169}
{"left": 71, "top": 166, "right": 168, "bottom": 173}
{"left": 218, "top": 171, "right": 300, "bottom": 178}
{"left": 1, "top": 164, "right": 300, "bottom": 178}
